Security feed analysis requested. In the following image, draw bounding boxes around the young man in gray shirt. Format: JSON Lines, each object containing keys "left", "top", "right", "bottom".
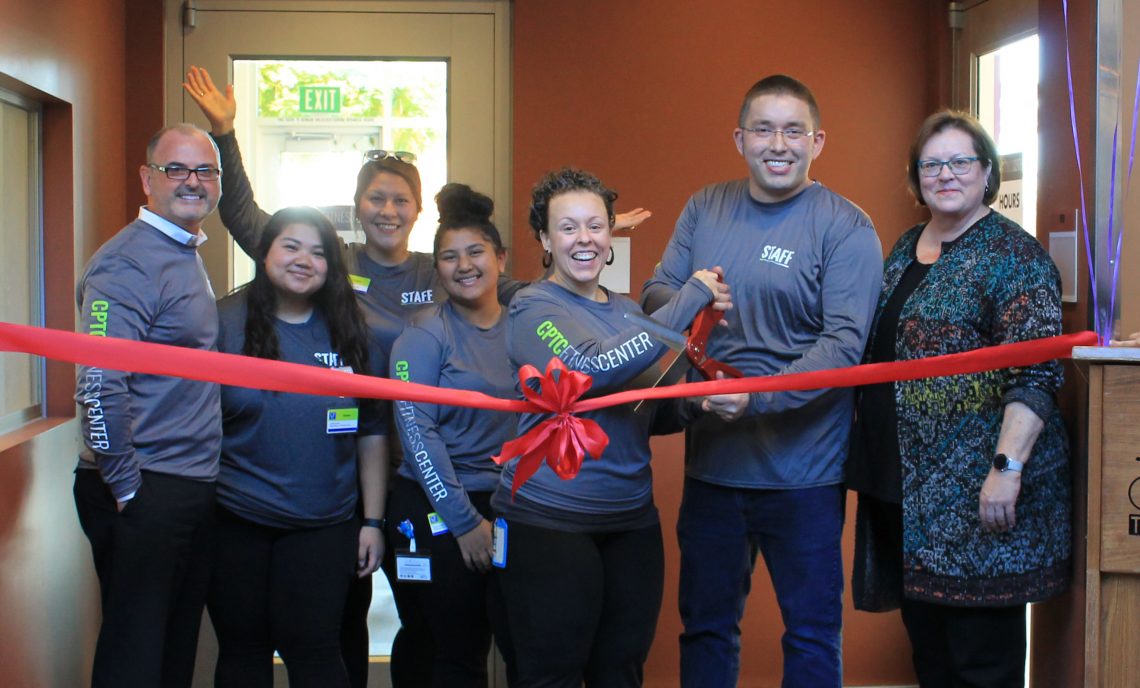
{"left": 641, "top": 75, "right": 883, "bottom": 688}
{"left": 73, "top": 124, "right": 223, "bottom": 688}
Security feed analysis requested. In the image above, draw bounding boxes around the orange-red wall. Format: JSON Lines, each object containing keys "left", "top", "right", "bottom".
{"left": 0, "top": 0, "right": 128, "bottom": 685}
{"left": 511, "top": 1, "right": 939, "bottom": 684}
{"left": 0, "top": 0, "right": 1101, "bottom": 685}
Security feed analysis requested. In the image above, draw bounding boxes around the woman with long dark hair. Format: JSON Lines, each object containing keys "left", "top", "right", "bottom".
{"left": 186, "top": 66, "right": 442, "bottom": 687}
{"left": 211, "top": 206, "right": 386, "bottom": 687}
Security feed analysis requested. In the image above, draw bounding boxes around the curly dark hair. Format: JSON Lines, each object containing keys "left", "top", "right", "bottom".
{"left": 354, "top": 158, "right": 423, "bottom": 212}
{"left": 433, "top": 183, "right": 505, "bottom": 260}
{"left": 241, "top": 206, "right": 371, "bottom": 374}
{"left": 906, "top": 110, "right": 1001, "bottom": 207}
{"left": 527, "top": 167, "right": 618, "bottom": 241}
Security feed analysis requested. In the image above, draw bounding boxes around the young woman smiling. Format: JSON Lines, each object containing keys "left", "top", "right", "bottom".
{"left": 187, "top": 66, "right": 447, "bottom": 687}
{"left": 386, "top": 184, "right": 516, "bottom": 687}
{"left": 494, "top": 168, "right": 732, "bottom": 686}
{"left": 210, "top": 207, "right": 385, "bottom": 688}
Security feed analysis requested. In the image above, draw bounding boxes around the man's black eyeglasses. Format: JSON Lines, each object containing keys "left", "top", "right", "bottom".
{"left": 148, "top": 163, "right": 221, "bottom": 181}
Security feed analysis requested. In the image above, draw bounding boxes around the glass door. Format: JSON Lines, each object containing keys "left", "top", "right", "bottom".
{"left": 168, "top": 1, "right": 511, "bottom": 294}
{"left": 955, "top": 0, "right": 1038, "bottom": 236}
{"left": 229, "top": 58, "right": 449, "bottom": 285}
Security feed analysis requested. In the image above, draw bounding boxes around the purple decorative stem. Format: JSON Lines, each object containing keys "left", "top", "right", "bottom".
{"left": 1062, "top": 0, "right": 1101, "bottom": 340}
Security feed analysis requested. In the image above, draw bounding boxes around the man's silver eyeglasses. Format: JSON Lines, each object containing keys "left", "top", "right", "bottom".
{"left": 148, "top": 163, "right": 221, "bottom": 181}
{"left": 916, "top": 156, "right": 980, "bottom": 177}
{"left": 364, "top": 149, "right": 417, "bottom": 164}
{"left": 740, "top": 126, "right": 815, "bottom": 142}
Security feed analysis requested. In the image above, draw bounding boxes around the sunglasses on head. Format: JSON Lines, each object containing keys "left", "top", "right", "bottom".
{"left": 363, "top": 149, "right": 417, "bottom": 164}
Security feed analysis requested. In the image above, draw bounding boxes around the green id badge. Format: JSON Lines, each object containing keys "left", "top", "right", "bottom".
{"left": 326, "top": 407, "right": 359, "bottom": 434}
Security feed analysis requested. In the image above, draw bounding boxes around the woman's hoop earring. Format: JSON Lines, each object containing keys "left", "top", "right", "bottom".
{"left": 542, "top": 250, "right": 552, "bottom": 268}
{"left": 606, "top": 247, "right": 615, "bottom": 266}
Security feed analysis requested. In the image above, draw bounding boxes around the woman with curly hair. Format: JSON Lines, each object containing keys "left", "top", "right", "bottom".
{"left": 494, "top": 168, "right": 736, "bottom": 686}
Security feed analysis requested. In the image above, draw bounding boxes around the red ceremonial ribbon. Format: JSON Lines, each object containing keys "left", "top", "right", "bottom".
{"left": 491, "top": 358, "right": 608, "bottom": 497}
{"left": 0, "top": 322, "right": 1100, "bottom": 493}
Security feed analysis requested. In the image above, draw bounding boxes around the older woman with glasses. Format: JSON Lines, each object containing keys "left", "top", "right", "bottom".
{"left": 847, "top": 110, "right": 1071, "bottom": 688}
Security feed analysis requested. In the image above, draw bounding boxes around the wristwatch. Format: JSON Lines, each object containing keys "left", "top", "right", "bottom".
{"left": 992, "top": 453, "right": 1024, "bottom": 473}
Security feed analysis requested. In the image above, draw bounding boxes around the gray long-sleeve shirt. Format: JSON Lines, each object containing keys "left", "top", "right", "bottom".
{"left": 641, "top": 180, "right": 882, "bottom": 489}
{"left": 75, "top": 211, "right": 222, "bottom": 499}
{"left": 492, "top": 278, "right": 711, "bottom": 530}
{"left": 390, "top": 302, "right": 516, "bottom": 537}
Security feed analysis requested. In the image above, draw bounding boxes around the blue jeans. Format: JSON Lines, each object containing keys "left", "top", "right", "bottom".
{"left": 677, "top": 478, "right": 845, "bottom": 688}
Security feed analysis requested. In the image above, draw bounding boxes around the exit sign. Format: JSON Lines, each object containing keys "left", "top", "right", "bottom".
{"left": 299, "top": 86, "right": 341, "bottom": 114}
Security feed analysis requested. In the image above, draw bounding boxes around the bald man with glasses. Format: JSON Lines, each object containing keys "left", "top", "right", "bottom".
{"left": 73, "top": 123, "right": 224, "bottom": 688}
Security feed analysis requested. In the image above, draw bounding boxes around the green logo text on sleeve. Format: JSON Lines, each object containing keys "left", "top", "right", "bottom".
{"left": 88, "top": 300, "right": 110, "bottom": 336}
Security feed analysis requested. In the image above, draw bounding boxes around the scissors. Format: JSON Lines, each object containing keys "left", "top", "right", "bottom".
{"left": 624, "top": 301, "right": 743, "bottom": 411}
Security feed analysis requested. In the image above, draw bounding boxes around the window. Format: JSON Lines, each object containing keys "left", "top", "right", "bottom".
{"left": 977, "top": 34, "right": 1039, "bottom": 236}
{"left": 0, "top": 88, "right": 44, "bottom": 434}
{"left": 231, "top": 59, "right": 449, "bottom": 288}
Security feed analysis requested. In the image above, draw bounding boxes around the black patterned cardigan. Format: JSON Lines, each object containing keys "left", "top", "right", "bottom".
{"left": 872, "top": 210, "right": 1071, "bottom": 607}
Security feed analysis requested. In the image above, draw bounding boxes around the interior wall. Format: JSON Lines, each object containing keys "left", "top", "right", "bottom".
{"left": 124, "top": 0, "right": 167, "bottom": 230}
{"left": 1117, "top": 2, "right": 1140, "bottom": 337}
{"left": 0, "top": 0, "right": 1105, "bottom": 685}
{"left": 0, "top": 0, "right": 129, "bottom": 686}
{"left": 512, "top": 1, "right": 943, "bottom": 684}
{"left": 1036, "top": 0, "right": 1100, "bottom": 686}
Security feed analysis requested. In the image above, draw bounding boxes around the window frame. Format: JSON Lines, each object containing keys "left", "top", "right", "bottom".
{"left": 0, "top": 86, "right": 46, "bottom": 435}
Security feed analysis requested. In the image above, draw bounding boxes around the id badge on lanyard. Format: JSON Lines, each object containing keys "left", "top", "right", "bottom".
{"left": 395, "top": 518, "right": 431, "bottom": 582}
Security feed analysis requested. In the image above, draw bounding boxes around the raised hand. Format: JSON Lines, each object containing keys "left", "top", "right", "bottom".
{"left": 183, "top": 65, "right": 237, "bottom": 135}
{"left": 614, "top": 208, "right": 652, "bottom": 231}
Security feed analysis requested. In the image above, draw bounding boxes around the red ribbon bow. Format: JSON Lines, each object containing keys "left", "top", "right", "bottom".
{"left": 492, "top": 357, "right": 610, "bottom": 497}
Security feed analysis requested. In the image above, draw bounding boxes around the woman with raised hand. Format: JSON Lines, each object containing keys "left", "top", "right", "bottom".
{"left": 386, "top": 183, "right": 517, "bottom": 686}
{"left": 185, "top": 66, "right": 443, "bottom": 356}
{"left": 211, "top": 206, "right": 386, "bottom": 688}
{"left": 495, "top": 168, "right": 735, "bottom": 687}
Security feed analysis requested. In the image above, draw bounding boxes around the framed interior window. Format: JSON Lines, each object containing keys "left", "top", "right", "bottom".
{"left": 0, "top": 87, "right": 44, "bottom": 435}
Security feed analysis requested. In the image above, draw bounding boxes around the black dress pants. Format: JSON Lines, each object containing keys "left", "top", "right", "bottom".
{"left": 900, "top": 598, "right": 1027, "bottom": 688}
{"left": 74, "top": 469, "right": 215, "bottom": 688}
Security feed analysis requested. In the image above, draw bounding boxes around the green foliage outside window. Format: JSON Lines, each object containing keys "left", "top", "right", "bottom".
{"left": 255, "top": 61, "right": 441, "bottom": 153}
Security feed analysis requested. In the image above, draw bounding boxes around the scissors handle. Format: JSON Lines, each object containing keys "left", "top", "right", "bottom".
{"left": 686, "top": 274, "right": 743, "bottom": 380}
{"left": 696, "top": 358, "right": 743, "bottom": 381}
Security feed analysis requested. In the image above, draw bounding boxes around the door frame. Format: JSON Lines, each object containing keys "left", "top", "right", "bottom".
{"left": 950, "top": 0, "right": 1038, "bottom": 112}
{"left": 163, "top": 0, "right": 512, "bottom": 291}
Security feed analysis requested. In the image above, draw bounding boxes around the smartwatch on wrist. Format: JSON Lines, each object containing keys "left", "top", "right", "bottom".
{"left": 992, "top": 453, "right": 1024, "bottom": 473}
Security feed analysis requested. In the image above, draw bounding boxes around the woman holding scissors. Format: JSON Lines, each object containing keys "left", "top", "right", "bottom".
{"left": 494, "top": 167, "right": 736, "bottom": 687}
